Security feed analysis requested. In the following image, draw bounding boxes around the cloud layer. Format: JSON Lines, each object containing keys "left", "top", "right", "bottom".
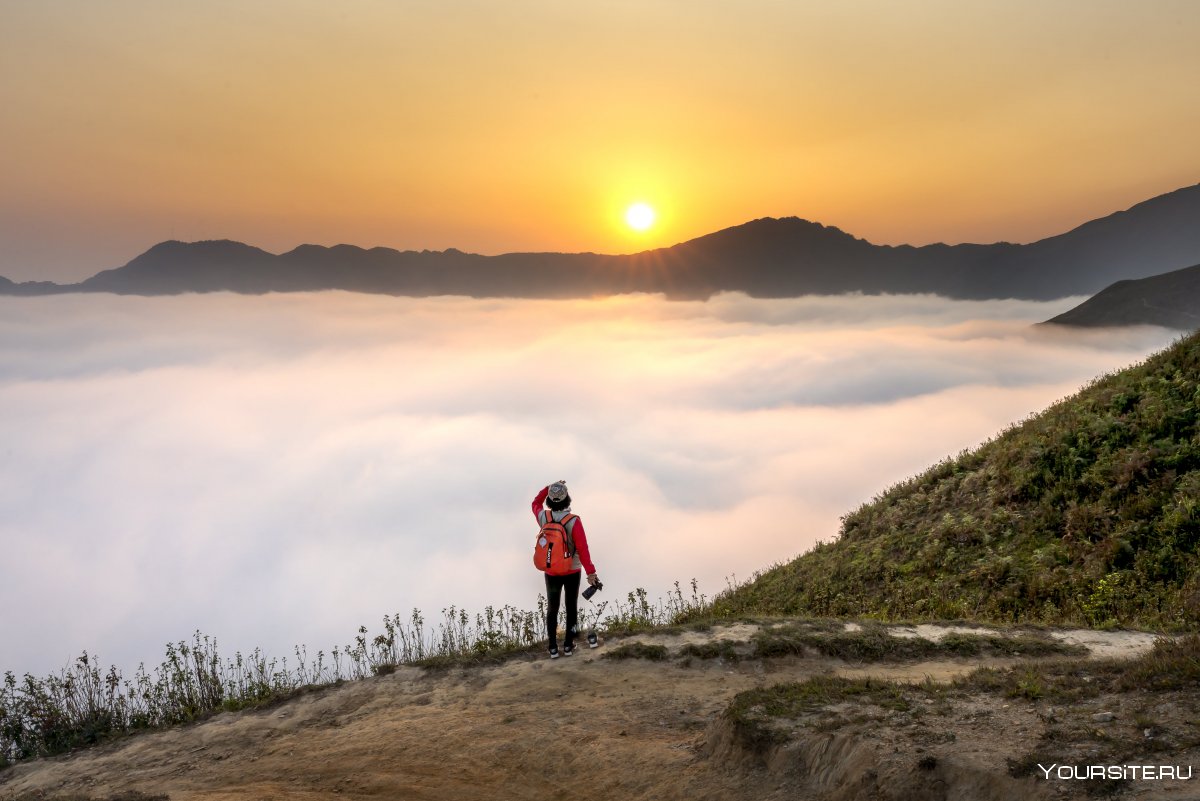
{"left": 0, "top": 292, "right": 1180, "bottom": 675}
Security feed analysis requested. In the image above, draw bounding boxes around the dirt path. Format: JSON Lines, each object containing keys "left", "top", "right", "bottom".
{"left": 0, "top": 623, "right": 1171, "bottom": 801}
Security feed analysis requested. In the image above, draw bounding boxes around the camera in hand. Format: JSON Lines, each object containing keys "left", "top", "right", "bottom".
{"left": 582, "top": 580, "right": 604, "bottom": 600}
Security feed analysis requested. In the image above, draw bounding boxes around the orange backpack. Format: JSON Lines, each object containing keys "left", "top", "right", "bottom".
{"left": 534, "top": 512, "right": 579, "bottom": 575}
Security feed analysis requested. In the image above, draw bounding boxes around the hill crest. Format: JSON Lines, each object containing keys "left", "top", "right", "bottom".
{"left": 1044, "top": 262, "right": 1200, "bottom": 330}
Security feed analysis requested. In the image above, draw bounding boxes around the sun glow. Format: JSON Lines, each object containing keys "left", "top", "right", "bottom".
{"left": 625, "top": 202, "right": 656, "bottom": 232}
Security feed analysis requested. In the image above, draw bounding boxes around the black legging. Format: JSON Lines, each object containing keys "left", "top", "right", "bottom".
{"left": 545, "top": 571, "right": 582, "bottom": 648}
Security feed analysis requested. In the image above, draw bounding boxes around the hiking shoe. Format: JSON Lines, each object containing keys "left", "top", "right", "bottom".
{"left": 587, "top": 632, "right": 599, "bottom": 648}
{"left": 563, "top": 643, "right": 575, "bottom": 656}
{"left": 549, "top": 647, "right": 560, "bottom": 659}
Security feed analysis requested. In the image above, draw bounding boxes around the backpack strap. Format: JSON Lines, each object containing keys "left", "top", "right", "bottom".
{"left": 560, "top": 514, "right": 579, "bottom": 557}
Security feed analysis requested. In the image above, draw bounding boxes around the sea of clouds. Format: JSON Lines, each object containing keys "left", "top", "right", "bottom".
{"left": 0, "top": 291, "right": 1181, "bottom": 676}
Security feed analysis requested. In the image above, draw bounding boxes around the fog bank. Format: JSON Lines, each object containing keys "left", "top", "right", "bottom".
{"left": 0, "top": 292, "right": 1179, "bottom": 675}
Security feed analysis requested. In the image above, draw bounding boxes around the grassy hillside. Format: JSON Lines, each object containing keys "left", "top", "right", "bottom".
{"left": 708, "top": 331, "right": 1200, "bottom": 628}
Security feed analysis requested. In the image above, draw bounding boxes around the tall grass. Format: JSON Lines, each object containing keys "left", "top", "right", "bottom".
{"left": 0, "top": 580, "right": 707, "bottom": 767}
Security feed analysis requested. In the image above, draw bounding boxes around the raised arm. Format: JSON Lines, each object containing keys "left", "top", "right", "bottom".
{"left": 532, "top": 485, "right": 549, "bottom": 521}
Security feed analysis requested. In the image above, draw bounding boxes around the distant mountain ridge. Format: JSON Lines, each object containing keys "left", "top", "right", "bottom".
{"left": 4, "top": 183, "right": 1200, "bottom": 301}
{"left": 1043, "top": 262, "right": 1200, "bottom": 330}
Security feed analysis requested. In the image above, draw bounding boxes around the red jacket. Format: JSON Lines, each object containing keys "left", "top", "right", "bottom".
{"left": 532, "top": 486, "right": 596, "bottom": 576}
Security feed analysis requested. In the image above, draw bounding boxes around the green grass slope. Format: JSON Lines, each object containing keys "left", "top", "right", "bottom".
{"left": 709, "top": 331, "right": 1200, "bottom": 628}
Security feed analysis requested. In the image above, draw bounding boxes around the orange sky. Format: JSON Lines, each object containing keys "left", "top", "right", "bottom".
{"left": 2, "top": 1, "right": 1198, "bottom": 281}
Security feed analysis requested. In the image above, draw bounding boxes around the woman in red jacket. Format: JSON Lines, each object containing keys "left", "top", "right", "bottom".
{"left": 533, "top": 481, "right": 600, "bottom": 658}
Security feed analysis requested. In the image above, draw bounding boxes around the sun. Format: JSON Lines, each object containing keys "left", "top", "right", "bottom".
{"left": 625, "top": 202, "right": 656, "bottom": 232}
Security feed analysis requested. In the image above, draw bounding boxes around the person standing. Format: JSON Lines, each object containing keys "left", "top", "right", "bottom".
{"left": 532, "top": 481, "right": 600, "bottom": 658}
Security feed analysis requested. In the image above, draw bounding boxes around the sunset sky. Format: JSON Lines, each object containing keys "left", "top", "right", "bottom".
{"left": 2, "top": 0, "right": 1199, "bottom": 281}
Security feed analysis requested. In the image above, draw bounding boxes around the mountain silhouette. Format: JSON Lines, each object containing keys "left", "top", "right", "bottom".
{"left": 4, "top": 183, "right": 1200, "bottom": 301}
{"left": 1044, "top": 262, "right": 1200, "bottom": 329}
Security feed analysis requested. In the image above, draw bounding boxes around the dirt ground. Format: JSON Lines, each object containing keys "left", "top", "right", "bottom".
{"left": 0, "top": 623, "right": 1191, "bottom": 801}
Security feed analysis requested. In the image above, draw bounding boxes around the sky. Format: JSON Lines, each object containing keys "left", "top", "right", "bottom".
{"left": 2, "top": 0, "right": 1199, "bottom": 282}
{"left": 0, "top": 291, "right": 1181, "bottom": 676}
